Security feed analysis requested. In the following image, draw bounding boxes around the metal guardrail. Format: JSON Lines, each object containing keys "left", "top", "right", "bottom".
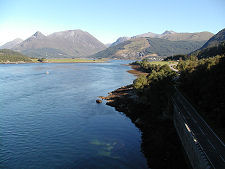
{"left": 172, "top": 87, "right": 225, "bottom": 169}
{"left": 172, "top": 97, "right": 214, "bottom": 169}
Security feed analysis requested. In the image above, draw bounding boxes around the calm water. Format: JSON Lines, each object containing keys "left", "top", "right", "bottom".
{"left": 0, "top": 60, "right": 148, "bottom": 169}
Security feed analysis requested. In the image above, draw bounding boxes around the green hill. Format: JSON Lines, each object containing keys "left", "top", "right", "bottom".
{"left": 0, "top": 49, "right": 32, "bottom": 63}
{"left": 144, "top": 38, "right": 205, "bottom": 56}
{"left": 187, "top": 28, "right": 225, "bottom": 59}
{"left": 91, "top": 37, "right": 206, "bottom": 59}
{"left": 195, "top": 41, "right": 225, "bottom": 59}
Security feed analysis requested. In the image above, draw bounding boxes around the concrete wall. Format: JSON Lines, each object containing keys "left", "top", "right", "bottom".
{"left": 173, "top": 102, "right": 213, "bottom": 169}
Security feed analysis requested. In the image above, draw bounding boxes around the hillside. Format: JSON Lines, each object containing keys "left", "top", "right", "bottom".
{"left": 13, "top": 30, "right": 106, "bottom": 58}
{"left": 0, "top": 49, "right": 32, "bottom": 63}
{"left": 187, "top": 28, "right": 225, "bottom": 59}
{"left": 0, "top": 38, "right": 23, "bottom": 49}
{"left": 194, "top": 41, "right": 225, "bottom": 59}
{"left": 200, "top": 28, "right": 225, "bottom": 49}
{"left": 91, "top": 37, "right": 206, "bottom": 59}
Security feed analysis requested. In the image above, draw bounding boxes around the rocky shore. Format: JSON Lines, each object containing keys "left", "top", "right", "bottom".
{"left": 98, "top": 65, "right": 188, "bottom": 169}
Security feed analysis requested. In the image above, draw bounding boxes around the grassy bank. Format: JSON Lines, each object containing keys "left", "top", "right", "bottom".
{"left": 128, "top": 60, "right": 178, "bottom": 75}
{"left": 149, "top": 61, "right": 177, "bottom": 65}
{"left": 0, "top": 49, "right": 32, "bottom": 63}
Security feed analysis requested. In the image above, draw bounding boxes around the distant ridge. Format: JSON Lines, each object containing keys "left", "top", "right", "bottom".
{"left": 111, "top": 31, "right": 214, "bottom": 47}
{"left": 110, "top": 37, "right": 131, "bottom": 47}
{"left": 161, "top": 31, "right": 213, "bottom": 41}
{"left": 0, "top": 38, "right": 23, "bottom": 49}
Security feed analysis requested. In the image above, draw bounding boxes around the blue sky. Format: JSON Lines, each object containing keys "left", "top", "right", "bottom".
{"left": 0, "top": 0, "right": 225, "bottom": 45}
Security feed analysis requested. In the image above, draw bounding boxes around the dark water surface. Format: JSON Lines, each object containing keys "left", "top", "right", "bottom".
{"left": 0, "top": 60, "right": 148, "bottom": 169}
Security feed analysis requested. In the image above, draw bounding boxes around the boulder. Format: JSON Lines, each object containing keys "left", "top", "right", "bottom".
{"left": 96, "top": 99, "right": 102, "bottom": 104}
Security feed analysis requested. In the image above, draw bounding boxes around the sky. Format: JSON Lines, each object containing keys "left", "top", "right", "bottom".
{"left": 0, "top": 0, "right": 225, "bottom": 45}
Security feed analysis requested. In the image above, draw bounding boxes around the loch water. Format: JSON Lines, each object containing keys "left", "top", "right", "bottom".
{"left": 0, "top": 60, "right": 148, "bottom": 169}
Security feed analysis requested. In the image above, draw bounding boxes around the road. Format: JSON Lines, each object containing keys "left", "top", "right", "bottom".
{"left": 172, "top": 88, "right": 225, "bottom": 169}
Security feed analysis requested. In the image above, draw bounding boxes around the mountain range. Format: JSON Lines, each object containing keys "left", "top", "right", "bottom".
{"left": 110, "top": 30, "right": 213, "bottom": 47}
{"left": 4, "top": 30, "right": 106, "bottom": 58}
{"left": 0, "top": 29, "right": 215, "bottom": 59}
{"left": 133, "top": 30, "right": 213, "bottom": 41}
{"left": 91, "top": 31, "right": 214, "bottom": 59}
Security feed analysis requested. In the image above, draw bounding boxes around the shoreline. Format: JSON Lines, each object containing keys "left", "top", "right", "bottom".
{"left": 0, "top": 58, "right": 107, "bottom": 64}
{"left": 98, "top": 64, "right": 188, "bottom": 169}
{"left": 126, "top": 64, "right": 148, "bottom": 76}
{"left": 0, "top": 61, "right": 106, "bottom": 64}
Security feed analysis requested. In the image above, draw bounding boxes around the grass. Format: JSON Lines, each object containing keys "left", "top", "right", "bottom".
{"left": 150, "top": 61, "right": 178, "bottom": 65}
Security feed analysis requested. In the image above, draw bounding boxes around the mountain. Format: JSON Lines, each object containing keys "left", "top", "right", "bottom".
{"left": 100, "top": 30, "right": 213, "bottom": 59}
{"left": 105, "top": 43, "right": 112, "bottom": 47}
{"left": 200, "top": 28, "right": 225, "bottom": 49}
{"left": 92, "top": 38, "right": 149, "bottom": 59}
{"left": 195, "top": 41, "right": 225, "bottom": 59}
{"left": 13, "top": 30, "right": 106, "bottom": 58}
{"left": 0, "top": 38, "right": 23, "bottom": 49}
{"left": 0, "top": 49, "right": 32, "bottom": 63}
{"left": 90, "top": 37, "right": 206, "bottom": 59}
{"left": 161, "top": 30, "right": 176, "bottom": 36}
{"left": 160, "top": 31, "right": 214, "bottom": 41}
{"left": 132, "top": 30, "right": 176, "bottom": 39}
{"left": 110, "top": 37, "right": 131, "bottom": 47}
{"left": 188, "top": 28, "right": 225, "bottom": 59}
{"left": 110, "top": 31, "right": 213, "bottom": 46}
{"left": 132, "top": 32, "right": 160, "bottom": 39}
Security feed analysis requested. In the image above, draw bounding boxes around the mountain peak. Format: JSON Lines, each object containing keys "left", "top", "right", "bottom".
{"left": 48, "top": 29, "right": 87, "bottom": 38}
{"left": 33, "top": 31, "right": 45, "bottom": 38}
{"left": 162, "top": 30, "right": 176, "bottom": 35}
{"left": 110, "top": 37, "right": 131, "bottom": 47}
